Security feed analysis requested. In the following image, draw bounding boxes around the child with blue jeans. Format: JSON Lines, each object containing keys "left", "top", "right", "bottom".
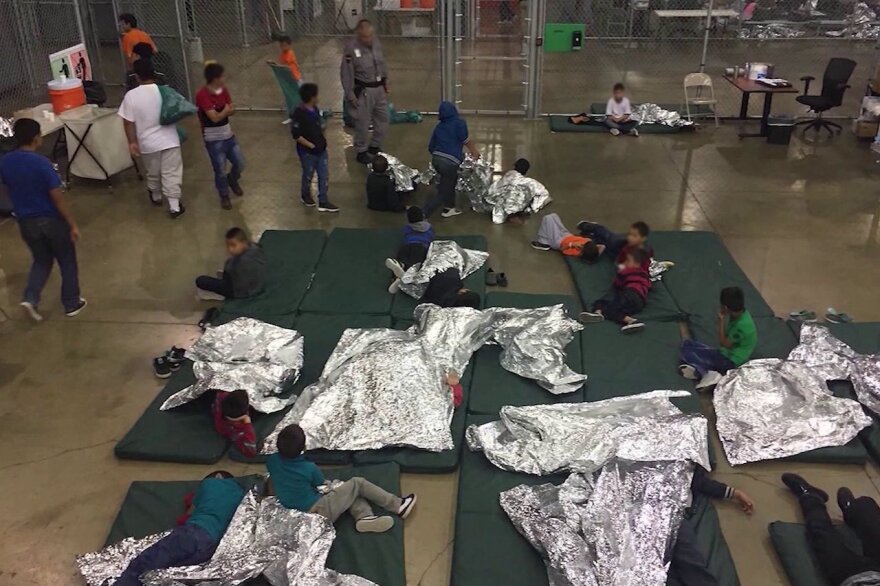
{"left": 291, "top": 83, "right": 339, "bottom": 213}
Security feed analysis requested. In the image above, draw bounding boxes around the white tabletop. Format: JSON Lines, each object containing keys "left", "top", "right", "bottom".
{"left": 373, "top": 6, "right": 435, "bottom": 11}
{"left": 653, "top": 9, "right": 738, "bottom": 17}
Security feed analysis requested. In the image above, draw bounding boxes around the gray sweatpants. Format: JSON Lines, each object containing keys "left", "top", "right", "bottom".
{"left": 141, "top": 146, "right": 183, "bottom": 211}
{"left": 352, "top": 86, "right": 389, "bottom": 154}
{"left": 309, "top": 477, "right": 401, "bottom": 522}
{"left": 535, "top": 213, "right": 572, "bottom": 250}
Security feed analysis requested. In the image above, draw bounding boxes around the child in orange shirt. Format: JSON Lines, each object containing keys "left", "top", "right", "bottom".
{"left": 531, "top": 213, "right": 601, "bottom": 261}
{"left": 274, "top": 35, "right": 302, "bottom": 82}
{"left": 119, "top": 13, "right": 156, "bottom": 67}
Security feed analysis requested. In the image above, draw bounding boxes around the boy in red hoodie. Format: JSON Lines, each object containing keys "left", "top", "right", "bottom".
{"left": 579, "top": 248, "right": 652, "bottom": 334}
{"left": 212, "top": 389, "right": 257, "bottom": 457}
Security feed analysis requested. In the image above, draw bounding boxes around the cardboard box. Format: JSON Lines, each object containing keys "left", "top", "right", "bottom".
{"left": 853, "top": 119, "right": 880, "bottom": 138}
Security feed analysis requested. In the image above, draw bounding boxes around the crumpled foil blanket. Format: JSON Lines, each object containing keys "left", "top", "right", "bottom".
{"left": 501, "top": 459, "right": 695, "bottom": 586}
{"left": 76, "top": 487, "right": 374, "bottom": 586}
{"left": 828, "top": 2, "right": 879, "bottom": 38}
{"left": 469, "top": 170, "right": 552, "bottom": 224}
{"left": 418, "top": 155, "right": 494, "bottom": 204}
{"left": 398, "top": 240, "right": 489, "bottom": 299}
{"left": 648, "top": 259, "right": 669, "bottom": 282}
{"left": 160, "top": 317, "right": 303, "bottom": 414}
{"left": 262, "top": 304, "right": 586, "bottom": 454}
{"left": 0, "top": 117, "right": 12, "bottom": 138}
{"left": 631, "top": 104, "right": 693, "bottom": 128}
{"left": 714, "top": 323, "right": 877, "bottom": 465}
{"left": 375, "top": 152, "right": 419, "bottom": 192}
{"left": 467, "top": 390, "right": 710, "bottom": 475}
{"left": 739, "top": 24, "right": 805, "bottom": 39}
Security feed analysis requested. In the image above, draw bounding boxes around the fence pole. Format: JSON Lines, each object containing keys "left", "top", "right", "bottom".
{"left": 524, "top": 0, "right": 545, "bottom": 118}
{"left": 173, "top": 0, "right": 193, "bottom": 99}
{"left": 700, "top": 0, "right": 714, "bottom": 72}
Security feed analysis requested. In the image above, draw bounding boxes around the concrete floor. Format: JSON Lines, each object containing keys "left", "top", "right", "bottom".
{"left": 1, "top": 112, "right": 880, "bottom": 586}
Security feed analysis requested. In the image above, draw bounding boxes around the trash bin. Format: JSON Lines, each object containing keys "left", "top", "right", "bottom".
{"left": 767, "top": 115, "right": 795, "bottom": 145}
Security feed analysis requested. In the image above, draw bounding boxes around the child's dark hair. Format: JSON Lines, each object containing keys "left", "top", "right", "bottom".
{"left": 372, "top": 155, "right": 389, "bottom": 173}
{"left": 299, "top": 83, "right": 318, "bottom": 103}
{"left": 221, "top": 389, "right": 249, "bottom": 419}
{"left": 204, "top": 62, "right": 224, "bottom": 83}
{"left": 277, "top": 424, "right": 306, "bottom": 459}
{"left": 133, "top": 58, "right": 155, "bottom": 81}
{"left": 407, "top": 206, "right": 425, "bottom": 224}
{"left": 627, "top": 247, "right": 650, "bottom": 267}
{"left": 278, "top": 34, "right": 292, "bottom": 44}
{"left": 580, "top": 241, "right": 600, "bottom": 263}
{"left": 132, "top": 42, "right": 154, "bottom": 61}
{"left": 13, "top": 118, "right": 41, "bottom": 148}
{"left": 631, "top": 221, "right": 650, "bottom": 237}
{"left": 204, "top": 470, "right": 234, "bottom": 480}
{"left": 514, "top": 158, "right": 530, "bottom": 175}
{"left": 613, "top": 82, "right": 625, "bottom": 92}
{"left": 119, "top": 13, "right": 137, "bottom": 27}
{"left": 225, "top": 227, "right": 248, "bottom": 242}
{"left": 720, "top": 286, "right": 745, "bottom": 313}
{"left": 454, "top": 291, "right": 481, "bottom": 309}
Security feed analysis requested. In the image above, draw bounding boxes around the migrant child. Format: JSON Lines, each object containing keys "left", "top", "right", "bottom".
{"left": 195, "top": 227, "right": 267, "bottom": 300}
{"left": 576, "top": 219, "right": 653, "bottom": 269}
{"left": 267, "top": 425, "right": 417, "bottom": 533}
{"left": 494, "top": 158, "right": 536, "bottom": 224}
{"left": 126, "top": 42, "right": 167, "bottom": 90}
{"left": 604, "top": 82, "right": 638, "bottom": 137}
{"left": 119, "top": 13, "right": 156, "bottom": 68}
{"left": 423, "top": 101, "right": 481, "bottom": 219}
{"left": 291, "top": 83, "right": 339, "bottom": 212}
{"left": 531, "top": 213, "right": 601, "bottom": 262}
{"left": 114, "top": 471, "right": 244, "bottom": 586}
{"left": 420, "top": 268, "right": 481, "bottom": 309}
{"left": 384, "top": 206, "right": 434, "bottom": 293}
{"left": 196, "top": 62, "right": 245, "bottom": 210}
{"left": 579, "top": 248, "right": 652, "bottom": 334}
{"left": 367, "top": 155, "right": 406, "bottom": 212}
{"left": 679, "top": 286, "right": 758, "bottom": 389}
{"left": 212, "top": 389, "right": 258, "bottom": 458}
{"left": 275, "top": 35, "right": 302, "bottom": 82}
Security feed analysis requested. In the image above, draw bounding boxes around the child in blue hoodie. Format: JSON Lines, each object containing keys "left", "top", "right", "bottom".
{"left": 424, "top": 101, "right": 480, "bottom": 219}
{"left": 384, "top": 206, "right": 434, "bottom": 293}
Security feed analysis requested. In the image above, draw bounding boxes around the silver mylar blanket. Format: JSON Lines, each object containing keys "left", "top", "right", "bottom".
{"left": 0, "top": 117, "right": 12, "bottom": 138}
{"left": 375, "top": 152, "right": 419, "bottom": 192}
{"left": 418, "top": 155, "right": 494, "bottom": 203}
{"left": 262, "top": 304, "right": 586, "bottom": 454}
{"left": 76, "top": 487, "right": 374, "bottom": 586}
{"left": 398, "top": 240, "right": 489, "bottom": 299}
{"left": 714, "top": 323, "right": 876, "bottom": 465}
{"left": 501, "top": 459, "right": 695, "bottom": 586}
{"left": 472, "top": 170, "right": 552, "bottom": 224}
{"left": 160, "top": 318, "right": 304, "bottom": 414}
{"left": 631, "top": 104, "right": 693, "bottom": 128}
{"left": 466, "top": 390, "right": 710, "bottom": 475}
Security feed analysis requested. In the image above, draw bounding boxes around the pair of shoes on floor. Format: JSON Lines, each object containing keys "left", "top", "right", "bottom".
{"left": 782, "top": 473, "right": 858, "bottom": 515}
{"left": 301, "top": 196, "right": 340, "bottom": 213}
{"left": 22, "top": 298, "right": 88, "bottom": 322}
{"left": 486, "top": 269, "right": 508, "bottom": 287}
{"left": 153, "top": 346, "right": 186, "bottom": 379}
{"left": 530, "top": 240, "right": 551, "bottom": 251}
{"left": 787, "top": 309, "right": 817, "bottom": 322}
{"left": 825, "top": 307, "right": 853, "bottom": 324}
{"left": 354, "top": 494, "right": 418, "bottom": 534}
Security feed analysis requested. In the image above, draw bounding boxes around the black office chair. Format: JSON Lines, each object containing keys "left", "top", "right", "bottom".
{"left": 795, "top": 57, "right": 856, "bottom": 136}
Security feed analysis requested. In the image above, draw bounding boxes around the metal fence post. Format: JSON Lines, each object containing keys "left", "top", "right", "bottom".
{"left": 525, "top": 0, "right": 545, "bottom": 118}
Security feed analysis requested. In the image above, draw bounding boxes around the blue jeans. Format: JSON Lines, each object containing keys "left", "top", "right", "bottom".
{"left": 204, "top": 137, "right": 245, "bottom": 198}
{"left": 115, "top": 524, "right": 218, "bottom": 586}
{"left": 424, "top": 154, "right": 460, "bottom": 217}
{"left": 18, "top": 216, "right": 80, "bottom": 312}
{"left": 577, "top": 221, "right": 628, "bottom": 259}
{"left": 299, "top": 150, "right": 329, "bottom": 204}
{"left": 680, "top": 339, "right": 736, "bottom": 378}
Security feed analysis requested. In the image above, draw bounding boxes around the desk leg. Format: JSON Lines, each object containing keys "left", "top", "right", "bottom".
{"left": 759, "top": 92, "right": 774, "bottom": 137}
{"left": 739, "top": 91, "right": 750, "bottom": 119}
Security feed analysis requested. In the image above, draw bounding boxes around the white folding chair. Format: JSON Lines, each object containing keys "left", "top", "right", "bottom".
{"left": 683, "top": 72, "right": 720, "bottom": 127}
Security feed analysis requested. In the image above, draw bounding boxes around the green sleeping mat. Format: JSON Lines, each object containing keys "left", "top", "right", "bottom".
{"left": 228, "top": 313, "right": 393, "bottom": 465}
{"left": 548, "top": 115, "right": 686, "bottom": 134}
{"left": 650, "top": 231, "right": 775, "bottom": 321}
{"left": 468, "top": 293, "right": 585, "bottom": 414}
{"left": 689, "top": 316, "right": 798, "bottom": 360}
{"left": 769, "top": 521, "right": 862, "bottom": 586}
{"left": 217, "top": 230, "right": 326, "bottom": 322}
{"left": 564, "top": 255, "right": 683, "bottom": 322}
{"left": 390, "top": 235, "right": 489, "bottom": 320}
{"left": 104, "top": 463, "right": 406, "bottom": 586}
{"left": 299, "top": 228, "right": 402, "bottom": 314}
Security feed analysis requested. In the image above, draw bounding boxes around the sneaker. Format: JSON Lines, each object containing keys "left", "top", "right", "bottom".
{"left": 781, "top": 473, "right": 828, "bottom": 502}
{"left": 355, "top": 515, "right": 394, "bottom": 533}
{"left": 398, "top": 494, "right": 417, "bottom": 519}
{"left": 609, "top": 128, "right": 621, "bottom": 136}
{"left": 578, "top": 311, "right": 605, "bottom": 324}
{"left": 65, "top": 298, "right": 88, "bottom": 317}
{"left": 678, "top": 364, "right": 698, "bottom": 380}
{"left": 788, "top": 309, "right": 817, "bottom": 322}
{"left": 620, "top": 321, "right": 645, "bottom": 334}
{"left": 388, "top": 278, "right": 401, "bottom": 294}
{"left": 147, "top": 190, "right": 162, "bottom": 206}
{"left": 196, "top": 288, "right": 226, "bottom": 301}
{"left": 228, "top": 174, "right": 244, "bottom": 196}
{"left": 20, "top": 301, "right": 43, "bottom": 322}
{"left": 318, "top": 202, "right": 340, "bottom": 213}
{"left": 629, "top": 128, "right": 640, "bottom": 137}
{"left": 153, "top": 356, "right": 173, "bottom": 379}
{"left": 367, "top": 145, "right": 382, "bottom": 155}
{"left": 440, "top": 207, "right": 463, "bottom": 218}
{"left": 385, "top": 258, "right": 405, "bottom": 278}
{"left": 165, "top": 346, "right": 186, "bottom": 370}
{"left": 530, "top": 241, "right": 551, "bottom": 251}
{"left": 485, "top": 269, "right": 498, "bottom": 287}
{"left": 220, "top": 197, "right": 232, "bottom": 210}
{"left": 198, "top": 307, "right": 219, "bottom": 331}
{"left": 170, "top": 205, "right": 186, "bottom": 219}
{"left": 356, "top": 151, "right": 375, "bottom": 165}
{"left": 302, "top": 195, "right": 317, "bottom": 207}
{"left": 696, "top": 370, "right": 723, "bottom": 390}
{"left": 837, "top": 487, "right": 855, "bottom": 513}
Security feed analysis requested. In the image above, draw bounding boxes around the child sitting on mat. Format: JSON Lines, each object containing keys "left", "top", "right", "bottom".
{"left": 579, "top": 248, "right": 652, "bottom": 334}
{"left": 114, "top": 471, "right": 244, "bottom": 586}
{"left": 679, "top": 286, "right": 758, "bottom": 390}
{"left": 267, "top": 424, "right": 417, "bottom": 533}
{"left": 603, "top": 83, "right": 638, "bottom": 137}
{"left": 366, "top": 155, "right": 406, "bottom": 212}
{"left": 195, "top": 227, "right": 267, "bottom": 300}
{"left": 385, "top": 206, "right": 435, "bottom": 294}
{"left": 212, "top": 389, "right": 258, "bottom": 458}
{"left": 576, "top": 219, "right": 653, "bottom": 269}
{"left": 531, "top": 213, "right": 601, "bottom": 262}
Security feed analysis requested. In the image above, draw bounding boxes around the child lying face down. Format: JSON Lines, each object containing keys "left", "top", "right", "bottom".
{"left": 212, "top": 389, "right": 258, "bottom": 457}
{"left": 579, "top": 248, "right": 652, "bottom": 334}
{"left": 267, "top": 425, "right": 417, "bottom": 533}
{"left": 420, "top": 268, "right": 482, "bottom": 308}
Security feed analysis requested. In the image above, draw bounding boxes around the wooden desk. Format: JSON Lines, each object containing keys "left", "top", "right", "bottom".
{"left": 723, "top": 75, "right": 799, "bottom": 138}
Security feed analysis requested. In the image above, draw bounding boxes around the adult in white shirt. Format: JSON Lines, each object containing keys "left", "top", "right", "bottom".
{"left": 119, "top": 59, "right": 185, "bottom": 218}
{"left": 604, "top": 82, "right": 639, "bottom": 137}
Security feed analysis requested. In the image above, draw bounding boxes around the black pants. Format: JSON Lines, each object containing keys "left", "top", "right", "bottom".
{"left": 396, "top": 243, "right": 429, "bottom": 270}
{"left": 196, "top": 273, "right": 234, "bottom": 298}
{"left": 19, "top": 216, "right": 81, "bottom": 312}
{"left": 578, "top": 221, "right": 628, "bottom": 260}
{"left": 668, "top": 520, "right": 720, "bottom": 586}
{"left": 801, "top": 495, "right": 880, "bottom": 585}
{"left": 424, "top": 155, "right": 460, "bottom": 217}
{"left": 593, "top": 288, "right": 645, "bottom": 324}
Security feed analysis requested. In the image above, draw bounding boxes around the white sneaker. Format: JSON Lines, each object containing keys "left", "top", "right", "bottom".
{"left": 196, "top": 288, "right": 226, "bottom": 301}
{"left": 388, "top": 278, "right": 401, "bottom": 294}
{"left": 679, "top": 364, "right": 698, "bottom": 380}
{"left": 385, "top": 258, "right": 405, "bottom": 278}
{"left": 355, "top": 515, "right": 394, "bottom": 533}
{"left": 629, "top": 128, "right": 639, "bottom": 137}
{"left": 609, "top": 128, "right": 621, "bottom": 136}
{"left": 578, "top": 311, "right": 605, "bottom": 323}
{"left": 20, "top": 301, "right": 43, "bottom": 322}
{"left": 398, "top": 494, "right": 417, "bottom": 519}
{"left": 696, "top": 370, "right": 723, "bottom": 391}
{"left": 620, "top": 321, "right": 645, "bottom": 334}
{"left": 440, "top": 207, "right": 463, "bottom": 218}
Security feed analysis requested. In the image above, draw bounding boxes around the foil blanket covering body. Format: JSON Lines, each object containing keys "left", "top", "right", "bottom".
{"left": 471, "top": 170, "right": 552, "bottom": 224}
{"left": 739, "top": 24, "right": 805, "bottom": 38}
{"left": 262, "top": 304, "right": 586, "bottom": 454}
{"left": 631, "top": 104, "right": 693, "bottom": 128}
{"left": 398, "top": 240, "right": 489, "bottom": 299}
{"left": 160, "top": 317, "right": 304, "bottom": 414}
{"left": 0, "top": 117, "right": 12, "bottom": 138}
{"left": 76, "top": 488, "right": 375, "bottom": 586}
{"left": 418, "top": 155, "right": 494, "bottom": 204}
{"left": 375, "top": 152, "right": 419, "bottom": 192}
{"left": 828, "top": 3, "right": 879, "bottom": 38}
{"left": 466, "top": 390, "right": 710, "bottom": 476}
{"left": 501, "top": 460, "right": 695, "bottom": 586}
{"left": 714, "top": 323, "right": 877, "bottom": 465}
